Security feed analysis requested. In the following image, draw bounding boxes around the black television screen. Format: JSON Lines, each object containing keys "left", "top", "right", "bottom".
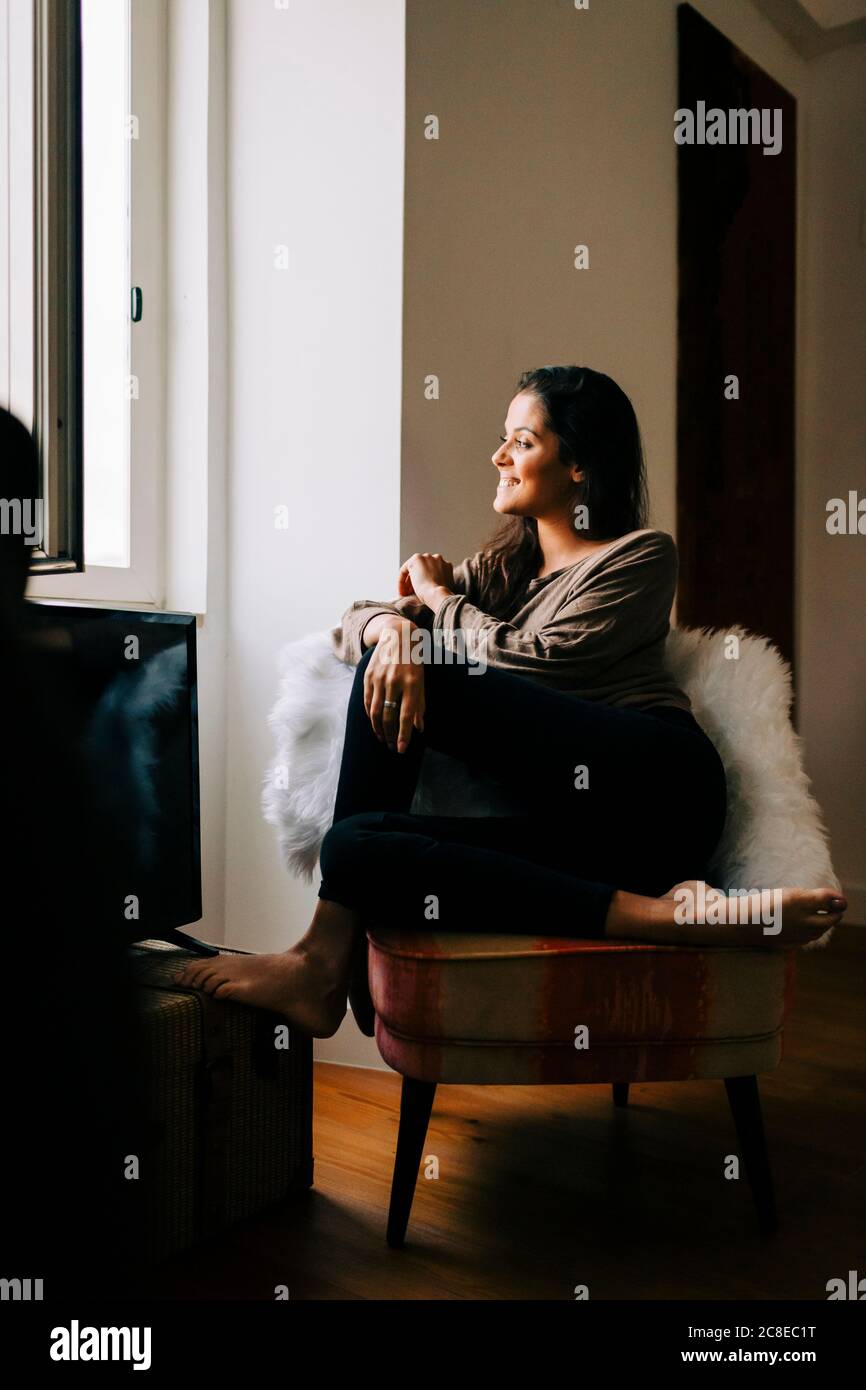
{"left": 23, "top": 600, "right": 202, "bottom": 944}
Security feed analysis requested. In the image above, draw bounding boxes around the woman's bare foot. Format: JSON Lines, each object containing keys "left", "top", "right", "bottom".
{"left": 604, "top": 880, "right": 847, "bottom": 948}
{"left": 176, "top": 943, "right": 348, "bottom": 1037}
{"left": 175, "top": 899, "right": 363, "bottom": 1038}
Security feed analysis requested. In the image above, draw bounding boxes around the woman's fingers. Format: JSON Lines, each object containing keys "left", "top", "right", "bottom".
{"left": 364, "top": 644, "right": 425, "bottom": 751}
{"left": 368, "top": 666, "right": 403, "bottom": 751}
{"left": 400, "top": 671, "right": 425, "bottom": 751}
{"left": 397, "top": 698, "right": 416, "bottom": 754}
{"left": 382, "top": 686, "right": 400, "bottom": 751}
{"left": 365, "top": 669, "right": 386, "bottom": 742}
{"left": 383, "top": 671, "right": 413, "bottom": 751}
{"left": 385, "top": 675, "right": 425, "bottom": 752}
{"left": 368, "top": 689, "right": 385, "bottom": 742}
{"left": 363, "top": 667, "right": 374, "bottom": 720}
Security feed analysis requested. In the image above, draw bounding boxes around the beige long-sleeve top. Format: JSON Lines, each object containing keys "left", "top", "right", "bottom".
{"left": 330, "top": 527, "right": 691, "bottom": 712}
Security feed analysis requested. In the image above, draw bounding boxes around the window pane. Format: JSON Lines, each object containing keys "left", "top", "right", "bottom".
{"left": 1, "top": 0, "right": 36, "bottom": 434}
{"left": 81, "top": 0, "right": 130, "bottom": 568}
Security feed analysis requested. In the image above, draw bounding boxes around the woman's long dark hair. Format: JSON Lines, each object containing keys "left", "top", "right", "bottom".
{"left": 480, "top": 365, "right": 649, "bottom": 615}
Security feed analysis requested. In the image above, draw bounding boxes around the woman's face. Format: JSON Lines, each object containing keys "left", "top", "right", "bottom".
{"left": 491, "top": 391, "right": 582, "bottom": 519}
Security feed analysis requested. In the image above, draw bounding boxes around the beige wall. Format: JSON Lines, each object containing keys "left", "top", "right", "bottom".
{"left": 401, "top": 0, "right": 806, "bottom": 564}
{"left": 799, "top": 40, "right": 866, "bottom": 922}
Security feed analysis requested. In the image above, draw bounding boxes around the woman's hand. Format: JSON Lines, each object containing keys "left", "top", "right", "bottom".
{"left": 364, "top": 617, "right": 426, "bottom": 754}
{"left": 398, "top": 552, "right": 455, "bottom": 610}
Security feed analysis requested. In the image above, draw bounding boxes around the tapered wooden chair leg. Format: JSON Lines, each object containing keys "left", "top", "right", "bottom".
{"left": 612, "top": 1083, "right": 629, "bottom": 1108}
{"left": 386, "top": 1077, "right": 437, "bottom": 1248}
{"left": 724, "top": 1074, "right": 779, "bottom": 1235}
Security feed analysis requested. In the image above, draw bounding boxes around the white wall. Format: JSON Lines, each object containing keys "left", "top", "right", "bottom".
{"left": 165, "top": 0, "right": 228, "bottom": 948}
{"left": 222, "top": 0, "right": 405, "bottom": 1065}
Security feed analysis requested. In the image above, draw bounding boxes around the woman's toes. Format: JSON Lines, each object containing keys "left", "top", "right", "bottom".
{"left": 809, "top": 908, "right": 843, "bottom": 929}
{"left": 819, "top": 888, "right": 846, "bottom": 912}
{"left": 177, "top": 961, "right": 209, "bottom": 987}
{"left": 802, "top": 889, "right": 846, "bottom": 923}
{"left": 190, "top": 966, "right": 226, "bottom": 994}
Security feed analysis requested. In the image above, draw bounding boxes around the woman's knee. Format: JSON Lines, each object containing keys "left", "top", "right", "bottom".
{"left": 320, "top": 811, "right": 385, "bottom": 881}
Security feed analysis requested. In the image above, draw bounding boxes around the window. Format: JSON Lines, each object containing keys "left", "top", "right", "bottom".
{"left": 2, "top": 0, "right": 166, "bottom": 605}
{"left": 80, "top": 0, "right": 130, "bottom": 569}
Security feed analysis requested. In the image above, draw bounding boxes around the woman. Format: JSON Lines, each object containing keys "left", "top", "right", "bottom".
{"left": 180, "top": 366, "right": 846, "bottom": 1035}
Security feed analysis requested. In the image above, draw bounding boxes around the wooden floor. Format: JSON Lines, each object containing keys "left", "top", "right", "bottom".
{"left": 148, "top": 925, "right": 866, "bottom": 1301}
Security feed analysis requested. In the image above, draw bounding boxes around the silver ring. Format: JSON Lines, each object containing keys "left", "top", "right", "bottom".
{"left": 383, "top": 699, "right": 398, "bottom": 708}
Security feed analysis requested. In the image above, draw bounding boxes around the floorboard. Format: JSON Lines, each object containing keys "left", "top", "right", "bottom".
{"left": 145, "top": 926, "right": 866, "bottom": 1301}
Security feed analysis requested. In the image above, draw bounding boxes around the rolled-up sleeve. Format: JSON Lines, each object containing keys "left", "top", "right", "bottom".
{"left": 331, "top": 552, "right": 486, "bottom": 667}
{"left": 431, "top": 534, "right": 677, "bottom": 689}
{"left": 331, "top": 597, "right": 429, "bottom": 667}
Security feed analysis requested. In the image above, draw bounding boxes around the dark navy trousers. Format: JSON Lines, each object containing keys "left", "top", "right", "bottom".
{"left": 317, "top": 646, "right": 728, "bottom": 937}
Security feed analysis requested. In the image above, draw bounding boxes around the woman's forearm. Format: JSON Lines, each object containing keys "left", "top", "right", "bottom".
{"left": 360, "top": 612, "right": 417, "bottom": 650}
{"left": 360, "top": 589, "right": 454, "bottom": 652}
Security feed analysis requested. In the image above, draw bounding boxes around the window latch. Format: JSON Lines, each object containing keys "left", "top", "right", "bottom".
{"left": 131, "top": 286, "right": 143, "bottom": 323}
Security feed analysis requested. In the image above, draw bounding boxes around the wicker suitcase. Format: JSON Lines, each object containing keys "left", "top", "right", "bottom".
{"left": 130, "top": 939, "right": 313, "bottom": 1264}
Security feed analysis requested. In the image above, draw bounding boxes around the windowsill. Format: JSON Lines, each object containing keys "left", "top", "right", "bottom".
{"left": 27, "top": 592, "right": 163, "bottom": 613}
{"left": 26, "top": 563, "right": 166, "bottom": 609}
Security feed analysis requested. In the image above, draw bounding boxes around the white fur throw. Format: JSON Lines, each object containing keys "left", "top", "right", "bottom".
{"left": 261, "top": 625, "right": 840, "bottom": 947}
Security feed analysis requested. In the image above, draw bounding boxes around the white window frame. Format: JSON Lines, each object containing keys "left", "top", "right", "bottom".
{"left": 25, "top": 0, "right": 167, "bottom": 607}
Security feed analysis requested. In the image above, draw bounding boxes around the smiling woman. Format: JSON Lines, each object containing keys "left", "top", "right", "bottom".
{"left": 176, "top": 363, "right": 846, "bottom": 1035}
{"left": 332, "top": 367, "right": 679, "bottom": 710}
{"left": 480, "top": 365, "right": 650, "bottom": 612}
